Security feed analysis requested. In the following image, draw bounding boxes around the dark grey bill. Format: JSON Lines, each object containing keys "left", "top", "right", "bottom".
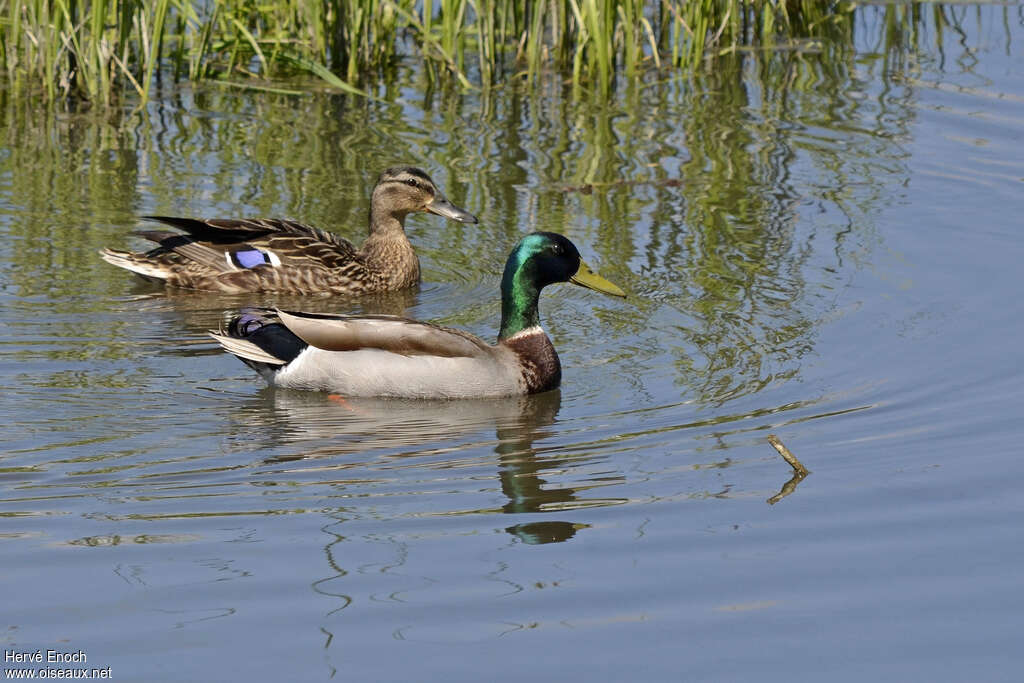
{"left": 427, "top": 193, "right": 479, "bottom": 224}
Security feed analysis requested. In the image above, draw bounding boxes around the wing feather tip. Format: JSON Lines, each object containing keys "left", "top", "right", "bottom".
{"left": 209, "top": 331, "right": 288, "bottom": 366}
{"left": 99, "top": 248, "right": 169, "bottom": 279}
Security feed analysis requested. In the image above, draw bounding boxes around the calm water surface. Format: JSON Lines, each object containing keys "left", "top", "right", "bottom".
{"left": 2, "top": 6, "right": 1024, "bottom": 681}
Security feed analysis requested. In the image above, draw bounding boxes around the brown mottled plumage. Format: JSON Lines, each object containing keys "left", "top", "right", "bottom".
{"left": 99, "top": 166, "right": 478, "bottom": 295}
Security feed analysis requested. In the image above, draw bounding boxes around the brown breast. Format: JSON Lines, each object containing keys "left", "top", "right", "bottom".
{"left": 501, "top": 328, "right": 562, "bottom": 394}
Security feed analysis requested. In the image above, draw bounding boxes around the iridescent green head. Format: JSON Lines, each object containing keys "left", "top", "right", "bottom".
{"left": 498, "top": 232, "right": 625, "bottom": 340}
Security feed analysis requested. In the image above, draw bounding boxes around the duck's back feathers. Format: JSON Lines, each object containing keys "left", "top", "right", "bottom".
{"left": 144, "top": 216, "right": 356, "bottom": 253}
{"left": 140, "top": 216, "right": 359, "bottom": 270}
{"left": 275, "top": 309, "right": 492, "bottom": 358}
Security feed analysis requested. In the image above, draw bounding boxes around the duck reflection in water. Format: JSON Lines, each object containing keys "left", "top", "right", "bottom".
{"left": 232, "top": 388, "right": 619, "bottom": 544}
{"left": 493, "top": 391, "right": 592, "bottom": 544}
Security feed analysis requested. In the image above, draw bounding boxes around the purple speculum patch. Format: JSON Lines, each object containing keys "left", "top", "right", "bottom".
{"left": 231, "top": 249, "right": 271, "bottom": 269}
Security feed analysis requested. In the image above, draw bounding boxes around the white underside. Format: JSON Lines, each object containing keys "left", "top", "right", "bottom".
{"left": 271, "top": 346, "right": 527, "bottom": 399}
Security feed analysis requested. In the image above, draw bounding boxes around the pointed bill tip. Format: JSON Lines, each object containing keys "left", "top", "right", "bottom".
{"left": 426, "top": 195, "right": 479, "bottom": 224}
{"left": 570, "top": 261, "right": 626, "bottom": 298}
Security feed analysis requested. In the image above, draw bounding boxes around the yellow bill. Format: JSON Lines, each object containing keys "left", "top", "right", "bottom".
{"left": 570, "top": 261, "right": 626, "bottom": 298}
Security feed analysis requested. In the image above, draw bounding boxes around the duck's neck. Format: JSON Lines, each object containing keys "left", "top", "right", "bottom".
{"left": 498, "top": 261, "right": 541, "bottom": 341}
{"left": 366, "top": 204, "right": 409, "bottom": 238}
{"left": 360, "top": 209, "right": 418, "bottom": 287}
{"left": 497, "top": 251, "right": 562, "bottom": 392}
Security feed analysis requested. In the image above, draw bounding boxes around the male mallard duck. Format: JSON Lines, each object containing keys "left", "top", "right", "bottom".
{"left": 210, "top": 232, "right": 626, "bottom": 398}
{"left": 99, "top": 166, "right": 478, "bottom": 294}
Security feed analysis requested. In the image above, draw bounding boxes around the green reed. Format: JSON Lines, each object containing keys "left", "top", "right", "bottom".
{"left": 0, "top": 1, "right": 949, "bottom": 105}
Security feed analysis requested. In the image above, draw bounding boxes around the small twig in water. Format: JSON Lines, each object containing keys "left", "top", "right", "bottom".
{"left": 767, "top": 434, "right": 808, "bottom": 475}
{"left": 766, "top": 434, "right": 809, "bottom": 505}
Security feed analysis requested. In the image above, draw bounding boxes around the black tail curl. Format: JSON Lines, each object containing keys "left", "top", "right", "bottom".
{"left": 226, "top": 308, "right": 307, "bottom": 365}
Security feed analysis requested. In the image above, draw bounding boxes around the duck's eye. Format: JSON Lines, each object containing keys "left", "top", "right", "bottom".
{"left": 404, "top": 178, "right": 421, "bottom": 189}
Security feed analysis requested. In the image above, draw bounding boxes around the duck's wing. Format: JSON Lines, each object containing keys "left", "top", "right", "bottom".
{"left": 141, "top": 216, "right": 359, "bottom": 270}
{"left": 276, "top": 309, "right": 493, "bottom": 359}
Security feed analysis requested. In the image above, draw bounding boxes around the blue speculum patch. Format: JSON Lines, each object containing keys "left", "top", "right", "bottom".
{"left": 231, "top": 249, "right": 271, "bottom": 269}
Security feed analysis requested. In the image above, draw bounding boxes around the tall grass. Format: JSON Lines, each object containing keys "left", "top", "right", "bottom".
{"left": 1, "top": 1, "right": 947, "bottom": 105}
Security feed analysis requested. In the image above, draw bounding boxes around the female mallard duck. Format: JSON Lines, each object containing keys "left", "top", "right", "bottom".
{"left": 210, "top": 232, "right": 626, "bottom": 398}
{"left": 99, "top": 166, "right": 478, "bottom": 295}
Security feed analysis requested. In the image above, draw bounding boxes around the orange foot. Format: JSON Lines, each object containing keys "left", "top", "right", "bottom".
{"left": 327, "top": 394, "right": 354, "bottom": 411}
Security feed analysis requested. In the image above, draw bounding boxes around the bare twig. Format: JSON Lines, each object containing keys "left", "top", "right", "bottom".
{"left": 767, "top": 434, "right": 808, "bottom": 475}
{"left": 766, "top": 434, "right": 809, "bottom": 505}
